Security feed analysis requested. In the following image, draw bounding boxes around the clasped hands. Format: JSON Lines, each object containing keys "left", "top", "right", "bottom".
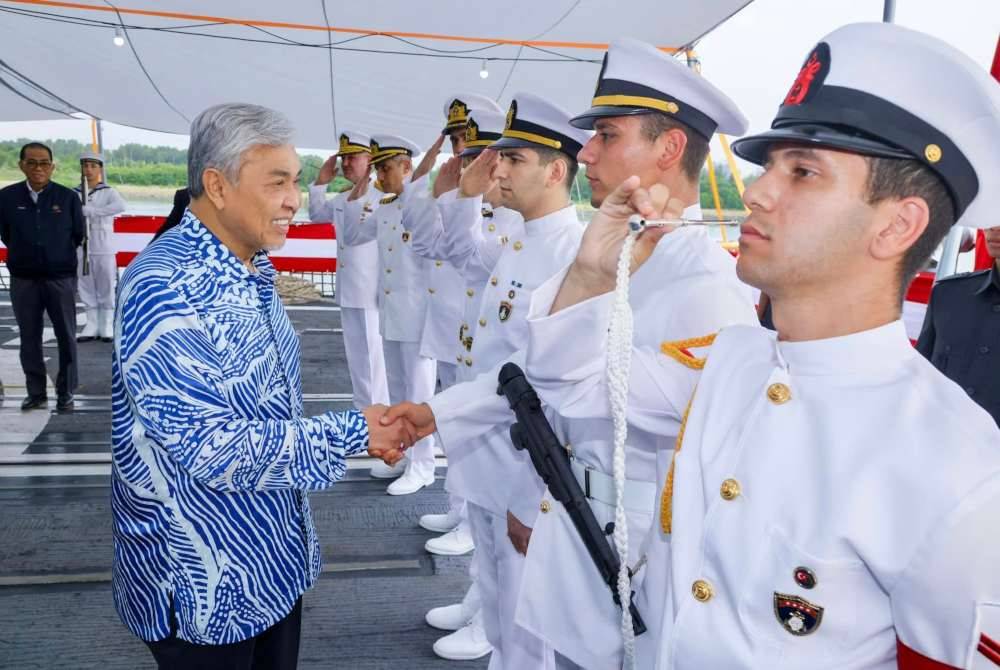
{"left": 362, "top": 402, "right": 438, "bottom": 465}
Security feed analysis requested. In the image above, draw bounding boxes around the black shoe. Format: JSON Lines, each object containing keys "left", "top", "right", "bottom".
{"left": 99, "top": 336, "right": 113, "bottom": 343}
{"left": 76, "top": 334, "right": 96, "bottom": 343}
{"left": 21, "top": 395, "right": 48, "bottom": 411}
{"left": 56, "top": 394, "right": 75, "bottom": 411}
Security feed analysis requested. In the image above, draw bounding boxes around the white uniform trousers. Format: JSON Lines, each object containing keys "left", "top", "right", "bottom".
{"left": 383, "top": 339, "right": 437, "bottom": 480}
{"left": 77, "top": 252, "right": 117, "bottom": 310}
{"left": 468, "top": 503, "right": 554, "bottom": 670}
{"left": 339, "top": 307, "right": 389, "bottom": 409}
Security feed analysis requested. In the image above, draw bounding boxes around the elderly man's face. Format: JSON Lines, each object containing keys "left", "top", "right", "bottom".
{"left": 375, "top": 156, "right": 411, "bottom": 195}
{"left": 20, "top": 147, "right": 55, "bottom": 191}
{"left": 340, "top": 152, "right": 371, "bottom": 185}
{"left": 220, "top": 143, "right": 301, "bottom": 253}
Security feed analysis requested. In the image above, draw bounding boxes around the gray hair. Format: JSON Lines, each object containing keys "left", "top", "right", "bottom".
{"left": 187, "top": 103, "right": 295, "bottom": 198}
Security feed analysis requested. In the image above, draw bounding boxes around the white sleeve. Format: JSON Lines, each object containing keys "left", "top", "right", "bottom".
{"left": 83, "top": 188, "right": 127, "bottom": 218}
{"left": 428, "top": 353, "right": 521, "bottom": 450}
{"left": 401, "top": 195, "right": 448, "bottom": 259}
{"left": 891, "top": 473, "right": 1000, "bottom": 669}
{"left": 308, "top": 184, "right": 334, "bottom": 222}
{"left": 439, "top": 195, "right": 497, "bottom": 284}
{"left": 339, "top": 194, "right": 377, "bottom": 245}
{"left": 525, "top": 267, "right": 699, "bottom": 435}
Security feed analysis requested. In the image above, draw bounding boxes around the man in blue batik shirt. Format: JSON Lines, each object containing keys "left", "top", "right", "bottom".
{"left": 111, "top": 103, "right": 412, "bottom": 670}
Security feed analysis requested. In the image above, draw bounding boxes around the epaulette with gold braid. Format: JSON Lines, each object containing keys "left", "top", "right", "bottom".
{"left": 659, "top": 334, "right": 716, "bottom": 370}
{"left": 380, "top": 194, "right": 398, "bottom": 205}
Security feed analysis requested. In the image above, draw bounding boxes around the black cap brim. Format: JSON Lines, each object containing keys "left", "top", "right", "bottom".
{"left": 459, "top": 147, "right": 485, "bottom": 158}
{"left": 569, "top": 106, "right": 654, "bottom": 129}
{"left": 732, "top": 124, "right": 914, "bottom": 165}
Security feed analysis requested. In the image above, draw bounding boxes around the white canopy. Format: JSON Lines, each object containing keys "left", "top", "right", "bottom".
{"left": 0, "top": 0, "right": 753, "bottom": 149}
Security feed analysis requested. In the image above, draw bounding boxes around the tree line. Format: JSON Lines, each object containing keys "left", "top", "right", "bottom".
{"left": 1, "top": 138, "right": 752, "bottom": 209}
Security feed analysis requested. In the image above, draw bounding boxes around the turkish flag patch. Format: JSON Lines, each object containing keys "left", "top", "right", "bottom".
{"left": 783, "top": 42, "right": 830, "bottom": 106}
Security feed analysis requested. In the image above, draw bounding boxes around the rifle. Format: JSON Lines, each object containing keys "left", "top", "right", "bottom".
{"left": 80, "top": 172, "right": 90, "bottom": 276}
{"left": 497, "top": 362, "right": 646, "bottom": 635}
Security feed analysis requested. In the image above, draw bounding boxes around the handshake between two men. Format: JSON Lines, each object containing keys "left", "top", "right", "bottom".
{"left": 361, "top": 402, "right": 437, "bottom": 465}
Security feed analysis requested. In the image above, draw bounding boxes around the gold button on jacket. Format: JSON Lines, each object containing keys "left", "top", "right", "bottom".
{"left": 513, "top": 241, "right": 524, "bottom": 251}
{"left": 479, "top": 318, "right": 487, "bottom": 327}
{"left": 467, "top": 288, "right": 475, "bottom": 297}
{"left": 428, "top": 288, "right": 436, "bottom": 294}
{"left": 720, "top": 478, "right": 741, "bottom": 500}
{"left": 490, "top": 277, "right": 498, "bottom": 286}
{"left": 767, "top": 382, "right": 791, "bottom": 404}
{"left": 540, "top": 500, "right": 551, "bottom": 513}
{"left": 692, "top": 579, "right": 714, "bottom": 602}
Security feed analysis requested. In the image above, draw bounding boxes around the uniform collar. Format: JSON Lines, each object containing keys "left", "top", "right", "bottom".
{"left": 774, "top": 319, "right": 916, "bottom": 376}
{"left": 179, "top": 210, "right": 275, "bottom": 284}
{"left": 973, "top": 264, "right": 1000, "bottom": 296}
{"left": 522, "top": 203, "right": 579, "bottom": 237}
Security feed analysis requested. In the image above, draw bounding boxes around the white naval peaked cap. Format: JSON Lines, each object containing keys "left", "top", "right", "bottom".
{"left": 369, "top": 134, "right": 421, "bottom": 166}
{"left": 336, "top": 130, "right": 372, "bottom": 156}
{"left": 571, "top": 37, "right": 748, "bottom": 138}
{"left": 732, "top": 22, "right": 1000, "bottom": 227}
{"left": 443, "top": 94, "right": 503, "bottom": 133}
{"left": 491, "top": 92, "right": 593, "bottom": 160}
{"left": 460, "top": 109, "right": 506, "bottom": 158}
{"left": 79, "top": 150, "right": 104, "bottom": 165}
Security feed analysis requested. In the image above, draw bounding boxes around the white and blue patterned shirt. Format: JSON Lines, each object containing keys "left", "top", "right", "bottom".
{"left": 111, "top": 211, "right": 368, "bottom": 644}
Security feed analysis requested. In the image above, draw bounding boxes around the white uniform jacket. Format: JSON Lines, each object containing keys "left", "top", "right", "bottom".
{"left": 527, "top": 295, "right": 1000, "bottom": 669}
{"left": 517, "top": 225, "right": 757, "bottom": 669}
{"left": 309, "top": 184, "right": 380, "bottom": 309}
{"left": 345, "top": 190, "right": 429, "bottom": 343}
{"left": 428, "top": 203, "right": 582, "bottom": 518}
{"left": 75, "top": 182, "right": 126, "bottom": 256}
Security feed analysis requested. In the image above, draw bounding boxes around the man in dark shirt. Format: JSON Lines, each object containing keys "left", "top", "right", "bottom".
{"left": 916, "top": 226, "right": 1000, "bottom": 426}
{"left": 0, "top": 142, "right": 85, "bottom": 410}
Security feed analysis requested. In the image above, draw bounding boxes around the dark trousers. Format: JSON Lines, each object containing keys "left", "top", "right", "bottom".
{"left": 10, "top": 276, "right": 78, "bottom": 398}
{"left": 145, "top": 598, "right": 302, "bottom": 670}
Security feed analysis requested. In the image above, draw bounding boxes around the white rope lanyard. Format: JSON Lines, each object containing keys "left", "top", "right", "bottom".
{"left": 606, "top": 227, "right": 640, "bottom": 669}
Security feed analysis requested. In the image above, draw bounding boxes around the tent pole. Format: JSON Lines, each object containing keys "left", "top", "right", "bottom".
{"left": 882, "top": 0, "right": 895, "bottom": 23}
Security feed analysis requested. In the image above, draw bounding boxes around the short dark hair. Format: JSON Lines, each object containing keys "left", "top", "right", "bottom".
{"left": 534, "top": 146, "right": 579, "bottom": 192}
{"left": 20, "top": 142, "right": 53, "bottom": 161}
{"left": 863, "top": 156, "right": 955, "bottom": 300}
{"left": 638, "top": 112, "right": 709, "bottom": 183}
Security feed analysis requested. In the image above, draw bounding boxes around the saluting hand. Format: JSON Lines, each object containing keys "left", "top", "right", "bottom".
{"left": 459, "top": 149, "right": 499, "bottom": 199}
{"left": 433, "top": 156, "right": 462, "bottom": 199}
{"left": 551, "top": 176, "right": 685, "bottom": 313}
{"left": 413, "top": 133, "right": 446, "bottom": 183}
{"left": 315, "top": 155, "right": 339, "bottom": 186}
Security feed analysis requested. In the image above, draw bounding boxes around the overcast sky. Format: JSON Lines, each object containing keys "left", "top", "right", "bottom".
{"left": 1, "top": 0, "right": 996, "bottom": 168}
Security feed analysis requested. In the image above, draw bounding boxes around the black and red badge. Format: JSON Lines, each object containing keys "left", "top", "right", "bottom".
{"left": 783, "top": 42, "right": 830, "bottom": 107}
{"left": 773, "top": 592, "right": 824, "bottom": 636}
{"left": 794, "top": 566, "right": 817, "bottom": 589}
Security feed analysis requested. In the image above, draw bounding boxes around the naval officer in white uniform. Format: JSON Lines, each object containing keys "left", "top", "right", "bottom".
{"left": 75, "top": 150, "right": 126, "bottom": 343}
{"left": 513, "top": 38, "right": 758, "bottom": 670}
{"left": 385, "top": 93, "right": 593, "bottom": 669}
{"left": 344, "top": 135, "right": 440, "bottom": 496}
{"left": 309, "top": 132, "right": 390, "bottom": 419}
{"left": 524, "top": 22, "right": 1000, "bottom": 670}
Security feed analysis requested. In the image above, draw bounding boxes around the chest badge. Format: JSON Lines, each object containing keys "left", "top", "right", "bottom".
{"left": 499, "top": 300, "right": 513, "bottom": 322}
{"left": 52, "top": 204, "right": 62, "bottom": 213}
{"left": 773, "top": 592, "right": 823, "bottom": 636}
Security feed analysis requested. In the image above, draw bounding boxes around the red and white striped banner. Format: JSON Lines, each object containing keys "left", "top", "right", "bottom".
{"left": 903, "top": 271, "right": 934, "bottom": 344}
{"left": 1, "top": 215, "right": 337, "bottom": 273}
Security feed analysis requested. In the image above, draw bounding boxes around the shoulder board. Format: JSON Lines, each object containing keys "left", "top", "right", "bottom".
{"left": 934, "top": 269, "right": 989, "bottom": 284}
{"left": 380, "top": 194, "right": 398, "bottom": 205}
{"left": 659, "top": 334, "right": 717, "bottom": 370}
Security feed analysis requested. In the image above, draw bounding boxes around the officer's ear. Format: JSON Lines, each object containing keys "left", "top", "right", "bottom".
{"left": 200, "top": 168, "right": 229, "bottom": 210}
{"left": 869, "top": 195, "right": 929, "bottom": 263}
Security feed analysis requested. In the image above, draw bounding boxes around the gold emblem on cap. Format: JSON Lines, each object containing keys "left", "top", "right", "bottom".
{"left": 924, "top": 144, "right": 942, "bottom": 163}
{"left": 448, "top": 99, "right": 468, "bottom": 126}
{"left": 767, "top": 383, "right": 791, "bottom": 405}
{"left": 339, "top": 134, "right": 350, "bottom": 152}
{"left": 465, "top": 119, "right": 479, "bottom": 144}
{"left": 505, "top": 101, "right": 516, "bottom": 131}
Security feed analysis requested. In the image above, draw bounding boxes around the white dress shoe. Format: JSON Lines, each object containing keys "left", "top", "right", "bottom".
{"left": 432, "top": 621, "right": 492, "bottom": 661}
{"left": 369, "top": 458, "right": 407, "bottom": 479}
{"left": 425, "top": 603, "right": 468, "bottom": 631}
{"left": 425, "top": 522, "right": 474, "bottom": 556}
{"left": 419, "top": 509, "right": 462, "bottom": 533}
{"left": 386, "top": 467, "right": 434, "bottom": 496}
